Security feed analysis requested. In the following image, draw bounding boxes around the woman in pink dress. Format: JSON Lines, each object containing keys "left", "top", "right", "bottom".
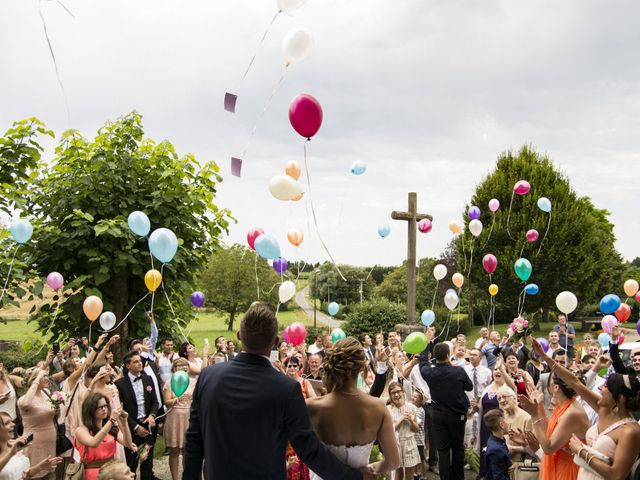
{"left": 73, "top": 392, "right": 133, "bottom": 480}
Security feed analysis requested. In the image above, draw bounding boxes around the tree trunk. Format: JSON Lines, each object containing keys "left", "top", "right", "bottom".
{"left": 228, "top": 305, "right": 236, "bottom": 332}
{"left": 112, "top": 271, "right": 129, "bottom": 359}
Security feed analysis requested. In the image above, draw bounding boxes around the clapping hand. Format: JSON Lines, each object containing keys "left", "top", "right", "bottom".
{"left": 518, "top": 393, "right": 539, "bottom": 417}
{"left": 508, "top": 428, "right": 527, "bottom": 446}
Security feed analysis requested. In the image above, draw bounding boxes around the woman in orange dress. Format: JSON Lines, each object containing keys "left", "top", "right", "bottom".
{"left": 520, "top": 370, "right": 589, "bottom": 480}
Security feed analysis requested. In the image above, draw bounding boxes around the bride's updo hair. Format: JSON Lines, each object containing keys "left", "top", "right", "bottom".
{"left": 322, "top": 337, "right": 366, "bottom": 393}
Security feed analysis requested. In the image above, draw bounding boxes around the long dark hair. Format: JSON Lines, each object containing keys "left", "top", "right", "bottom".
{"left": 81, "top": 392, "right": 117, "bottom": 437}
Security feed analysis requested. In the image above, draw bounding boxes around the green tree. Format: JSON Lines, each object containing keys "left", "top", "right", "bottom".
{"left": 374, "top": 266, "right": 407, "bottom": 305}
{"left": 199, "top": 245, "right": 280, "bottom": 331}
{"left": 309, "top": 262, "right": 374, "bottom": 308}
{"left": 458, "top": 145, "right": 623, "bottom": 324}
{"left": 342, "top": 300, "right": 408, "bottom": 338}
{"left": 15, "top": 112, "right": 231, "bottom": 350}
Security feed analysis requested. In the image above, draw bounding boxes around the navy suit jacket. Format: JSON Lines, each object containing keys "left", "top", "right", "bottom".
{"left": 183, "top": 352, "right": 362, "bottom": 479}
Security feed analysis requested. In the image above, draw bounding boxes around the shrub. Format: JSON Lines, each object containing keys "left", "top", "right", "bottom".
{"left": 342, "top": 301, "right": 407, "bottom": 338}
{"left": 0, "top": 343, "right": 44, "bottom": 372}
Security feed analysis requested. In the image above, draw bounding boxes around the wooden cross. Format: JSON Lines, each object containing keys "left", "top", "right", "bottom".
{"left": 391, "top": 192, "right": 432, "bottom": 325}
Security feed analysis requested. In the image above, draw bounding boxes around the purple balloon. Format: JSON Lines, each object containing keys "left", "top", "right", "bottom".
{"left": 191, "top": 291, "right": 205, "bottom": 308}
{"left": 468, "top": 206, "right": 481, "bottom": 220}
{"left": 536, "top": 337, "right": 549, "bottom": 353}
{"left": 273, "top": 257, "right": 288, "bottom": 274}
{"left": 636, "top": 320, "right": 640, "bottom": 336}
{"left": 46, "top": 272, "right": 64, "bottom": 291}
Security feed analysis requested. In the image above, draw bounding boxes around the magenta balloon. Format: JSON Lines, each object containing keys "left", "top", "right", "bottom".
{"left": 418, "top": 219, "right": 432, "bottom": 233}
{"left": 525, "top": 229, "right": 539, "bottom": 243}
{"left": 289, "top": 93, "right": 323, "bottom": 139}
{"left": 513, "top": 180, "right": 531, "bottom": 195}
{"left": 288, "top": 322, "right": 307, "bottom": 346}
{"left": 468, "top": 206, "right": 481, "bottom": 220}
{"left": 488, "top": 198, "right": 500, "bottom": 212}
{"left": 247, "top": 227, "right": 264, "bottom": 250}
{"left": 482, "top": 254, "right": 498, "bottom": 274}
{"left": 283, "top": 326, "right": 291, "bottom": 344}
{"left": 46, "top": 272, "right": 64, "bottom": 291}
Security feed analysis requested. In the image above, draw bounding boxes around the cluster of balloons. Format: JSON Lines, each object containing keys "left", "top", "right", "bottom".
{"left": 10, "top": 219, "right": 33, "bottom": 244}
{"left": 248, "top": 228, "right": 281, "bottom": 260}
{"left": 327, "top": 302, "right": 340, "bottom": 316}
{"left": 128, "top": 212, "right": 179, "bottom": 264}
{"left": 289, "top": 93, "right": 323, "bottom": 139}
{"left": 270, "top": 161, "right": 304, "bottom": 201}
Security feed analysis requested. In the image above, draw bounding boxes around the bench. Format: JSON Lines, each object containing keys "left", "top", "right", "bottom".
{"left": 575, "top": 316, "right": 601, "bottom": 333}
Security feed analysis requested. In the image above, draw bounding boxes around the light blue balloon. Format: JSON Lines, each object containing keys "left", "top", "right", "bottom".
{"left": 351, "top": 161, "right": 367, "bottom": 175}
{"left": 127, "top": 211, "right": 151, "bottom": 237}
{"left": 148, "top": 228, "right": 178, "bottom": 263}
{"left": 597, "top": 332, "right": 611, "bottom": 347}
{"left": 537, "top": 197, "right": 552, "bottom": 213}
{"left": 524, "top": 283, "right": 539, "bottom": 295}
{"left": 328, "top": 302, "right": 339, "bottom": 316}
{"left": 377, "top": 224, "right": 390, "bottom": 239}
{"left": 421, "top": 309, "right": 435, "bottom": 326}
{"left": 10, "top": 219, "right": 33, "bottom": 244}
{"left": 254, "top": 234, "right": 281, "bottom": 260}
{"left": 599, "top": 294, "right": 621, "bottom": 315}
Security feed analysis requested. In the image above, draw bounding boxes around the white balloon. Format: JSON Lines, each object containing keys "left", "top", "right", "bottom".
{"left": 444, "top": 291, "right": 459, "bottom": 311}
{"left": 269, "top": 174, "right": 304, "bottom": 201}
{"left": 555, "top": 291, "right": 578, "bottom": 314}
{"left": 279, "top": 281, "right": 297, "bottom": 303}
{"left": 277, "top": 0, "right": 306, "bottom": 13}
{"left": 99, "top": 311, "right": 116, "bottom": 331}
{"left": 282, "top": 28, "right": 313, "bottom": 65}
{"left": 433, "top": 264, "right": 447, "bottom": 281}
{"left": 469, "top": 219, "right": 483, "bottom": 237}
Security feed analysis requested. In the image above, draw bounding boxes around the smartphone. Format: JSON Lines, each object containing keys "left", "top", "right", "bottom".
{"left": 269, "top": 350, "right": 279, "bottom": 362}
{"left": 25, "top": 433, "right": 34, "bottom": 444}
{"left": 52, "top": 343, "right": 60, "bottom": 355}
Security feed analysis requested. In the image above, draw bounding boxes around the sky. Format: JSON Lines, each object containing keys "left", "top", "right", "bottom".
{"left": 1, "top": 0, "right": 638, "bottom": 267}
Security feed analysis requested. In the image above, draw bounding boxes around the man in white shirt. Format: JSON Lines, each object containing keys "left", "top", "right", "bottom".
{"left": 156, "top": 337, "right": 178, "bottom": 387}
{"left": 547, "top": 331, "right": 561, "bottom": 357}
{"left": 463, "top": 348, "right": 492, "bottom": 449}
{"left": 307, "top": 335, "right": 324, "bottom": 355}
{"left": 474, "top": 328, "right": 490, "bottom": 350}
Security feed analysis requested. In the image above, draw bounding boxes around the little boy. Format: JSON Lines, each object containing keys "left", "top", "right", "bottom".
{"left": 483, "top": 409, "right": 511, "bottom": 480}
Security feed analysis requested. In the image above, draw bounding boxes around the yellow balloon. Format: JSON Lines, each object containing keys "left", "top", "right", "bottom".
{"left": 452, "top": 272, "right": 464, "bottom": 289}
{"left": 448, "top": 221, "right": 462, "bottom": 235}
{"left": 285, "top": 160, "right": 301, "bottom": 180}
{"left": 83, "top": 295, "right": 103, "bottom": 321}
{"left": 488, "top": 284, "right": 499, "bottom": 296}
{"left": 623, "top": 279, "right": 639, "bottom": 297}
{"left": 144, "top": 269, "right": 163, "bottom": 292}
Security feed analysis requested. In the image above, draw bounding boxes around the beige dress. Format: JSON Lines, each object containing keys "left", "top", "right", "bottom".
{"left": 162, "top": 377, "right": 196, "bottom": 448}
{"left": 388, "top": 402, "right": 421, "bottom": 468}
{"left": 17, "top": 393, "right": 56, "bottom": 478}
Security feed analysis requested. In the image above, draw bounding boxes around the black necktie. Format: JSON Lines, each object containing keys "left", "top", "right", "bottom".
{"left": 133, "top": 376, "right": 142, "bottom": 382}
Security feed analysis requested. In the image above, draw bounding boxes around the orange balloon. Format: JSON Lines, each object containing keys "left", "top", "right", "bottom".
{"left": 83, "top": 295, "right": 103, "bottom": 321}
{"left": 144, "top": 269, "right": 163, "bottom": 292}
{"left": 285, "top": 160, "right": 301, "bottom": 180}
{"left": 292, "top": 192, "right": 304, "bottom": 201}
{"left": 452, "top": 273, "right": 464, "bottom": 289}
{"left": 623, "top": 279, "right": 639, "bottom": 297}
{"left": 287, "top": 229, "right": 304, "bottom": 247}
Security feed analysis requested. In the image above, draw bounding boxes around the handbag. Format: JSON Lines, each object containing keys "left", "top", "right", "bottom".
{"left": 512, "top": 458, "right": 540, "bottom": 480}
{"left": 64, "top": 446, "right": 87, "bottom": 480}
{"left": 55, "top": 381, "right": 81, "bottom": 455}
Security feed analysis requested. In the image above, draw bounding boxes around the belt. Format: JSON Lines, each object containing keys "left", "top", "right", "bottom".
{"left": 84, "top": 459, "right": 110, "bottom": 469}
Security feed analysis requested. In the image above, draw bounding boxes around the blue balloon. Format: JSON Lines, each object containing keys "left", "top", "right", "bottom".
{"left": 10, "top": 219, "right": 33, "bottom": 244}
{"left": 597, "top": 332, "right": 611, "bottom": 347}
{"left": 378, "top": 224, "right": 390, "bottom": 239}
{"left": 524, "top": 283, "right": 539, "bottom": 295}
{"left": 328, "top": 302, "right": 339, "bottom": 316}
{"left": 600, "top": 294, "right": 621, "bottom": 315}
{"left": 148, "top": 228, "right": 178, "bottom": 263}
{"left": 254, "top": 234, "right": 281, "bottom": 260}
{"left": 421, "top": 310, "right": 435, "bottom": 326}
{"left": 351, "top": 161, "right": 366, "bottom": 175}
{"left": 537, "top": 197, "right": 552, "bottom": 213}
{"left": 127, "top": 211, "right": 151, "bottom": 237}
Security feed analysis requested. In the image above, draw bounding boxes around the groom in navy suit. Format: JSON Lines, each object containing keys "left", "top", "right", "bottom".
{"left": 183, "top": 302, "right": 371, "bottom": 479}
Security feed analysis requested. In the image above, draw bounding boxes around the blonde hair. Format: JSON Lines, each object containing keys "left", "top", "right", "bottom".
{"left": 98, "top": 460, "right": 130, "bottom": 479}
{"left": 322, "top": 337, "right": 365, "bottom": 393}
{"left": 172, "top": 357, "right": 189, "bottom": 372}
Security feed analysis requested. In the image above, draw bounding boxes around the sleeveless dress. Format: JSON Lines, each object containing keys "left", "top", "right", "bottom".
{"left": 541, "top": 399, "right": 581, "bottom": 480}
{"left": 311, "top": 442, "right": 374, "bottom": 480}
{"left": 577, "top": 418, "right": 637, "bottom": 480}
{"left": 0, "top": 451, "right": 30, "bottom": 480}
{"left": 163, "top": 376, "right": 197, "bottom": 448}
{"left": 17, "top": 394, "right": 56, "bottom": 479}
{"left": 73, "top": 433, "right": 117, "bottom": 480}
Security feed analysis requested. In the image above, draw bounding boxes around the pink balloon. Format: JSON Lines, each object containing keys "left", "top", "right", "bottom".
{"left": 289, "top": 93, "right": 323, "bottom": 139}
{"left": 46, "top": 272, "right": 64, "bottom": 291}
{"left": 601, "top": 315, "right": 618, "bottom": 334}
{"left": 526, "top": 229, "right": 539, "bottom": 243}
{"left": 283, "top": 325, "right": 291, "bottom": 344}
{"left": 247, "top": 227, "right": 264, "bottom": 251}
{"left": 418, "top": 219, "right": 432, "bottom": 234}
{"left": 636, "top": 292, "right": 640, "bottom": 303}
{"left": 288, "top": 322, "right": 307, "bottom": 347}
{"left": 488, "top": 198, "right": 500, "bottom": 212}
{"left": 513, "top": 180, "right": 531, "bottom": 195}
{"left": 618, "top": 332, "right": 625, "bottom": 345}
{"left": 482, "top": 254, "right": 498, "bottom": 274}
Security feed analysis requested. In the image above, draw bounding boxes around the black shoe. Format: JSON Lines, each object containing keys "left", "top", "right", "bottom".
{"left": 163, "top": 447, "right": 170, "bottom": 456}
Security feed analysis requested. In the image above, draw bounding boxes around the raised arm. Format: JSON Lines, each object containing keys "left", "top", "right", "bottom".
{"left": 368, "top": 406, "right": 400, "bottom": 475}
{"left": 609, "top": 327, "right": 630, "bottom": 375}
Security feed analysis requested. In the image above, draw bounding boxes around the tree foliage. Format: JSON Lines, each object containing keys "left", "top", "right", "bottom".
{"left": 342, "top": 300, "right": 408, "bottom": 338}
{"left": 309, "top": 262, "right": 375, "bottom": 308}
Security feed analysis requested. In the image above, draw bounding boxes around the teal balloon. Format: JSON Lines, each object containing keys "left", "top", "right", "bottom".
{"left": 127, "top": 211, "right": 151, "bottom": 236}
{"left": 10, "top": 219, "right": 33, "bottom": 244}
{"left": 328, "top": 302, "right": 339, "bottom": 316}
{"left": 254, "top": 234, "right": 281, "bottom": 260}
{"left": 170, "top": 371, "right": 189, "bottom": 397}
{"left": 403, "top": 332, "right": 428, "bottom": 355}
{"left": 514, "top": 258, "right": 532, "bottom": 282}
{"left": 351, "top": 161, "right": 367, "bottom": 175}
{"left": 421, "top": 310, "right": 435, "bottom": 326}
{"left": 377, "top": 224, "right": 390, "bottom": 239}
{"left": 537, "top": 197, "right": 552, "bottom": 213}
{"left": 597, "top": 333, "right": 611, "bottom": 347}
{"left": 148, "top": 228, "right": 178, "bottom": 263}
{"left": 524, "top": 283, "right": 539, "bottom": 295}
{"left": 331, "top": 327, "right": 346, "bottom": 344}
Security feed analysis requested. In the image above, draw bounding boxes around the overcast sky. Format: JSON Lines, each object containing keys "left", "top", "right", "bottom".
{"left": 1, "top": 0, "right": 638, "bottom": 267}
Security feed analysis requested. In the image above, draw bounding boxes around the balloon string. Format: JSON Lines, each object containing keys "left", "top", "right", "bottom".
{"left": 460, "top": 234, "right": 467, "bottom": 273}
{"left": 481, "top": 214, "right": 495, "bottom": 249}
{"left": 35, "top": 299, "right": 61, "bottom": 355}
{"left": 102, "top": 292, "right": 151, "bottom": 333}
{"left": 160, "top": 281, "right": 189, "bottom": 343}
{"left": 519, "top": 243, "right": 525, "bottom": 259}
{"left": 149, "top": 250, "right": 155, "bottom": 270}
{"left": 302, "top": 140, "right": 346, "bottom": 281}
{"left": 438, "top": 311, "right": 452, "bottom": 340}
{"left": 467, "top": 237, "right": 475, "bottom": 277}
{"left": 254, "top": 254, "right": 261, "bottom": 300}
{"left": 38, "top": 0, "right": 72, "bottom": 125}
{"left": 518, "top": 292, "right": 527, "bottom": 317}
{"left": 154, "top": 406, "right": 173, "bottom": 421}
{"left": 535, "top": 212, "right": 552, "bottom": 257}
{"left": 185, "top": 311, "right": 199, "bottom": 339}
{"left": 431, "top": 280, "right": 439, "bottom": 310}
{"left": 240, "top": 65, "right": 288, "bottom": 160}
{"left": 506, "top": 191, "right": 515, "bottom": 240}
{"left": 0, "top": 245, "right": 20, "bottom": 305}
{"left": 235, "top": 10, "right": 280, "bottom": 92}
{"left": 88, "top": 322, "right": 92, "bottom": 349}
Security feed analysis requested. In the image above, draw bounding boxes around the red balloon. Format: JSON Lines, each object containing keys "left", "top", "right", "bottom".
{"left": 418, "top": 219, "right": 432, "bottom": 234}
{"left": 247, "top": 227, "right": 264, "bottom": 250}
{"left": 615, "top": 303, "right": 631, "bottom": 323}
{"left": 288, "top": 322, "right": 307, "bottom": 347}
{"left": 526, "top": 229, "right": 539, "bottom": 243}
{"left": 636, "top": 292, "right": 640, "bottom": 303}
{"left": 482, "top": 254, "right": 498, "bottom": 274}
{"left": 289, "top": 94, "right": 323, "bottom": 139}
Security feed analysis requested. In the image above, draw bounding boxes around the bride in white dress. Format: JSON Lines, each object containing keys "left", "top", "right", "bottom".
{"left": 306, "top": 337, "right": 400, "bottom": 479}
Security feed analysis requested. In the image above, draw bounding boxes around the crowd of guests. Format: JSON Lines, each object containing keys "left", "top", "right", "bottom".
{"left": 1, "top": 309, "right": 640, "bottom": 480}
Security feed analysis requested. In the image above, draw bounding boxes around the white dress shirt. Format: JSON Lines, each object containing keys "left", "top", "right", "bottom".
{"left": 128, "top": 371, "right": 146, "bottom": 419}
{"left": 464, "top": 364, "right": 493, "bottom": 401}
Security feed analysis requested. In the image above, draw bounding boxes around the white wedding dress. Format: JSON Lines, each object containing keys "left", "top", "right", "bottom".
{"left": 310, "top": 441, "right": 375, "bottom": 480}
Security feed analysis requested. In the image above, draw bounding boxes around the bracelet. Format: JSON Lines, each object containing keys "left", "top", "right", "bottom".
{"left": 577, "top": 447, "right": 585, "bottom": 459}
{"left": 587, "top": 454, "right": 595, "bottom": 466}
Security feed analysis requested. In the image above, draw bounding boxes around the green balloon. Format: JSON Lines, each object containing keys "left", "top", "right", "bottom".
{"left": 331, "top": 328, "right": 346, "bottom": 344}
{"left": 403, "top": 332, "right": 428, "bottom": 355}
{"left": 171, "top": 371, "right": 189, "bottom": 397}
{"left": 514, "top": 258, "right": 532, "bottom": 282}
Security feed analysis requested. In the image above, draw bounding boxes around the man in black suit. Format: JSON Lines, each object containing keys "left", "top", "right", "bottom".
{"left": 115, "top": 351, "right": 159, "bottom": 480}
{"left": 183, "top": 302, "right": 372, "bottom": 479}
